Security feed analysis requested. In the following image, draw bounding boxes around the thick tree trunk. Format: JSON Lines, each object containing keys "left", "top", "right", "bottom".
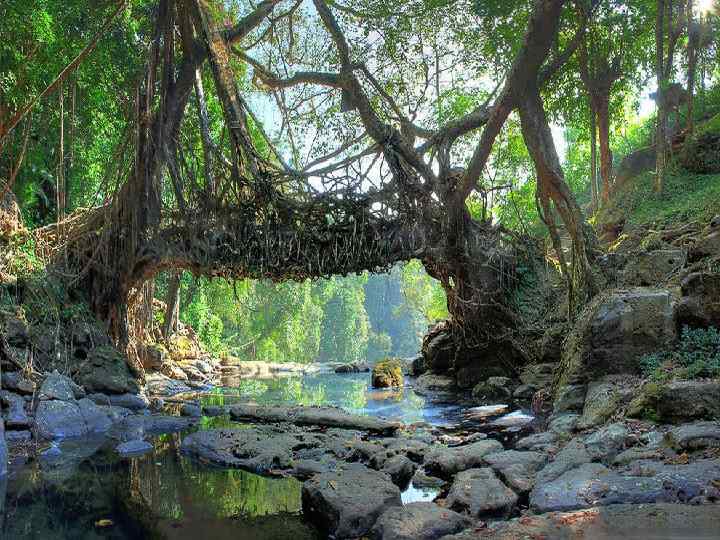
{"left": 655, "top": 0, "right": 667, "bottom": 192}
{"left": 589, "top": 109, "right": 599, "bottom": 211}
{"left": 163, "top": 273, "right": 181, "bottom": 340}
{"left": 686, "top": 1, "right": 699, "bottom": 136}
{"left": 596, "top": 96, "right": 613, "bottom": 203}
{"left": 421, "top": 197, "right": 521, "bottom": 387}
{"left": 519, "top": 83, "right": 597, "bottom": 313}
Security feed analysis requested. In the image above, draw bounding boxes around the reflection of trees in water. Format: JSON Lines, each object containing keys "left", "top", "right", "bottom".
{"left": 127, "top": 436, "right": 303, "bottom": 523}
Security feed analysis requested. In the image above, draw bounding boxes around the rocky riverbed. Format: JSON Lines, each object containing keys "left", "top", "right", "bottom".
{"left": 1, "top": 363, "right": 719, "bottom": 539}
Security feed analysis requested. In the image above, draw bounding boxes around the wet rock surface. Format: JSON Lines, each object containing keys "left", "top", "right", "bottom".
{"left": 229, "top": 403, "right": 401, "bottom": 434}
{"left": 447, "top": 468, "right": 518, "bottom": 518}
{"left": 372, "top": 502, "right": 471, "bottom": 540}
{"left": 301, "top": 465, "right": 402, "bottom": 539}
{"left": 424, "top": 439, "right": 504, "bottom": 479}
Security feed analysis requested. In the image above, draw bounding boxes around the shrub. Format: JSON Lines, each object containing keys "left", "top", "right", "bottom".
{"left": 640, "top": 326, "right": 720, "bottom": 381}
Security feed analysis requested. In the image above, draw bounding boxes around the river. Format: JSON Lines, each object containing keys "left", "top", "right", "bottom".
{"left": 2, "top": 371, "right": 509, "bottom": 539}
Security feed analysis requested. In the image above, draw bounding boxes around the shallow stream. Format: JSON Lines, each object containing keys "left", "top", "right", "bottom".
{"left": 0, "top": 371, "right": 524, "bottom": 539}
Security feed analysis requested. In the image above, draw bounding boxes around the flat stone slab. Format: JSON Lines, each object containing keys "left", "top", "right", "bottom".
{"left": 445, "top": 503, "right": 720, "bottom": 540}
{"left": 424, "top": 440, "right": 504, "bottom": 479}
{"left": 446, "top": 467, "right": 518, "bottom": 518}
{"left": 181, "top": 426, "right": 328, "bottom": 474}
{"left": 668, "top": 421, "right": 720, "bottom": 450}
{"left": 530, "top": 459, "right": 720, "bottom": 513}
{"left": 482, "top": 450, "right": 547, "bottom": 494}
{"left": 0, "top": 390, "right": 30, "bottom": 428}
{"left": 302, "top": 465, "right": 401, "bottom": 539}
{"left": 372, "top": 502, "right": 471, "bottom": 540}
{"left": 229, "top": 404, "right": 401, "bottom": 434}
{"left": 116, "top": 439, "right": 153, "bottom": 456}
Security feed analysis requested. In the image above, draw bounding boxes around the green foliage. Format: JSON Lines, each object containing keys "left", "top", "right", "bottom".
{"left": 600, "top": 169, "right": 720, "bottom": 227}
{"left": 641, "top": 326, "right": 720, "bottom": 381}
{"left": 399, "top": 259, "right": 448, "bottom": 323}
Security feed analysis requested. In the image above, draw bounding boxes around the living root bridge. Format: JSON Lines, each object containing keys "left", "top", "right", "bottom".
{"left": 131, "top": 206, "right": 427, "bottom": 283}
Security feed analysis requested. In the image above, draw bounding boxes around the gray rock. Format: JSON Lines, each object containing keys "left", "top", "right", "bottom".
{"left": 656, "top": 381, "right": 720, "bottom": 423}
{"left": 35, "top": 400, "right": 88, "bottom": 439}
{"left": 302, "top": 465, "right": 402, "bottom": 539}
{"left": 535, "top": 437, "right": 591, "bottom": 485}
{"left": 1, "top": 371, "right": 35, "bottom": 395}
{"left": 371, "top": 502, "right": 471, "bottom": 540}
{"left": 424, "top": 440, "right": 504, "bottom": 479}
{"left": 667, "top": 421, "right": 720, "bottom": 450}
{"left": 411, "top": 355, "right": 426, "bottom": 376}
{"left": 472, "top": 376, "right": 514, "bottom": 402}
{"left": 145, "top": 375, "right": 192, "bottom": 396}
{"left": 447, "top": 468, "right": 518, "bottom": 518}
{"left": 557, "top": 289, "right": 677, "bottom": 403}
{"left": 38, "top": 371, "right": 80, "bottom": 401}
{"left": 5, "top": 430, "right": 31, "bottom": 443}
{"left": 516, "top": 431, "right": 559, "bottom": 452}
{"left": 623, "top": 249, "right": 685, "bottom": 286}
{"left": 180, "top": 403, "right": 202, "bottom": 417}
{"left": 577, "top": 381, "right": 621, "bottom": 429}
{"left": 86, "top": 392, "right": 149, "bottom": 411}
{"left": 2, "top": 316, "right": 29, "bottom": 347}
{"left": 116, "top": 439, "right": 153, "bottom": 457}
{"left": 411, "top": 469, "right": 445, "bottom": 489}
{"left": 230, "top": 404, "right": 401, "bottom": 435}
{"left": 584, "top": 422, "right": 629, "bottom": 460}
{"left": 181, "top": 427, "right": 314, "bottom": 473}
{"left": 513, "top": 384, "right": 537, "bottom": 400}
{"left": 0, "top": 420, "right": 7, "bottom": 477}
{"left": 483, "top": 450, "right": 547, "bottom": 494}
{"left": 530, "top": 459, "right": 720, "bottom": 513}
{"left": 0, "top": 390, "right": 29, "bottom": 428}
{"left": 519, "top": 363, "right": 556, "bottom": 389}
{"left": 202, "top": 405, "right": 227, "bottom": 417}
{"left": 77, "top": 398, "right": 113, "bottom": 433}
{"left": 76, "top": 345, "right": 140, "bottom": 395}
{"left": 553, "top": 385, "right": 587, "bottom": 413}
{"left": 381, "top": 455, "right": 416, "bottom": 488}
{"left": 413, "top": 373, "right": 457, "bottom": 397}
{"left": 548, "top": 413, "right": 580, "bottom": 435}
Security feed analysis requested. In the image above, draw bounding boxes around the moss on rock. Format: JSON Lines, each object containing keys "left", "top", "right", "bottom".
{"left": 372, "top": 359, "right": 404, "bottom": 388}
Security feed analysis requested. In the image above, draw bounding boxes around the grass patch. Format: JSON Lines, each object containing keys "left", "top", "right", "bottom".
{"left": 599, "top": 168, "right": 720, "bottom": 228}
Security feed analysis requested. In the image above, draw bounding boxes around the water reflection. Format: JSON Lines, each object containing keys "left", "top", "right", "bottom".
{"left": 2, "top": 433, "right": 317, "bottom": 540}
{"left": 206, "top": 371, "right": 464, "bottom": 426}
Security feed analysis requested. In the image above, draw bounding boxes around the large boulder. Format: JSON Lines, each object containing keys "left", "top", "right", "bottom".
{"left": 38, "top": 370, "right": 83, "bottom": 401}
{"left": 0, "top": 390, "right": 30, "bottom": 429}
{"left": 76, "top": 346, "right": 140, "bottom": 395}
{"left": 139, "top": 343, "right": 169, "bottom": 370}
{"left": 681, "top": 113, "right": 720, "bottom": 174}
{"left": 676, "top": 272, "right": 720, "bottom": 328}
{"left": 372, "top": 359, "right": 404, "bottom": 388}
{"left": 446, "top": 468, "right": 518, "bottom": 519}
{"left": 628, "top": 380, "right": 720, "bottom": 423}
{"left": 555, "top": 289, "right": 677, "bottom": 412}
{"left": 472, "top": 376, "right": 514, "bottom": 402}
{"left": 167, "top": 332, "right": 202, "bottom": 362}
{"left": 421, "top": 322, "right": 454, "bottom": 373}
{"left": 530, "top": 459, "right": 720, "bottom": 513}
{"left": 424, "top": 439, "right": 504, "bottom": 479}
{"left": 35, "top": 398, "right": 113, "bottom": 440}
{"left": 622, "top": 249, "right": 685, "bottom": 286}
{"left": 1, "top": 371, "right": 35, "bottom": 395}
{"left": 614, "top": 146, "right": 656, "bottom": 190}
{"left": 302, "top": 466, "right": 402, "bottom": 539}
{"left": 482, "top": 450, "right": 547, "bottom": 494}
{"left": 371, "top": 502, "right": 470, "bottom": 540}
